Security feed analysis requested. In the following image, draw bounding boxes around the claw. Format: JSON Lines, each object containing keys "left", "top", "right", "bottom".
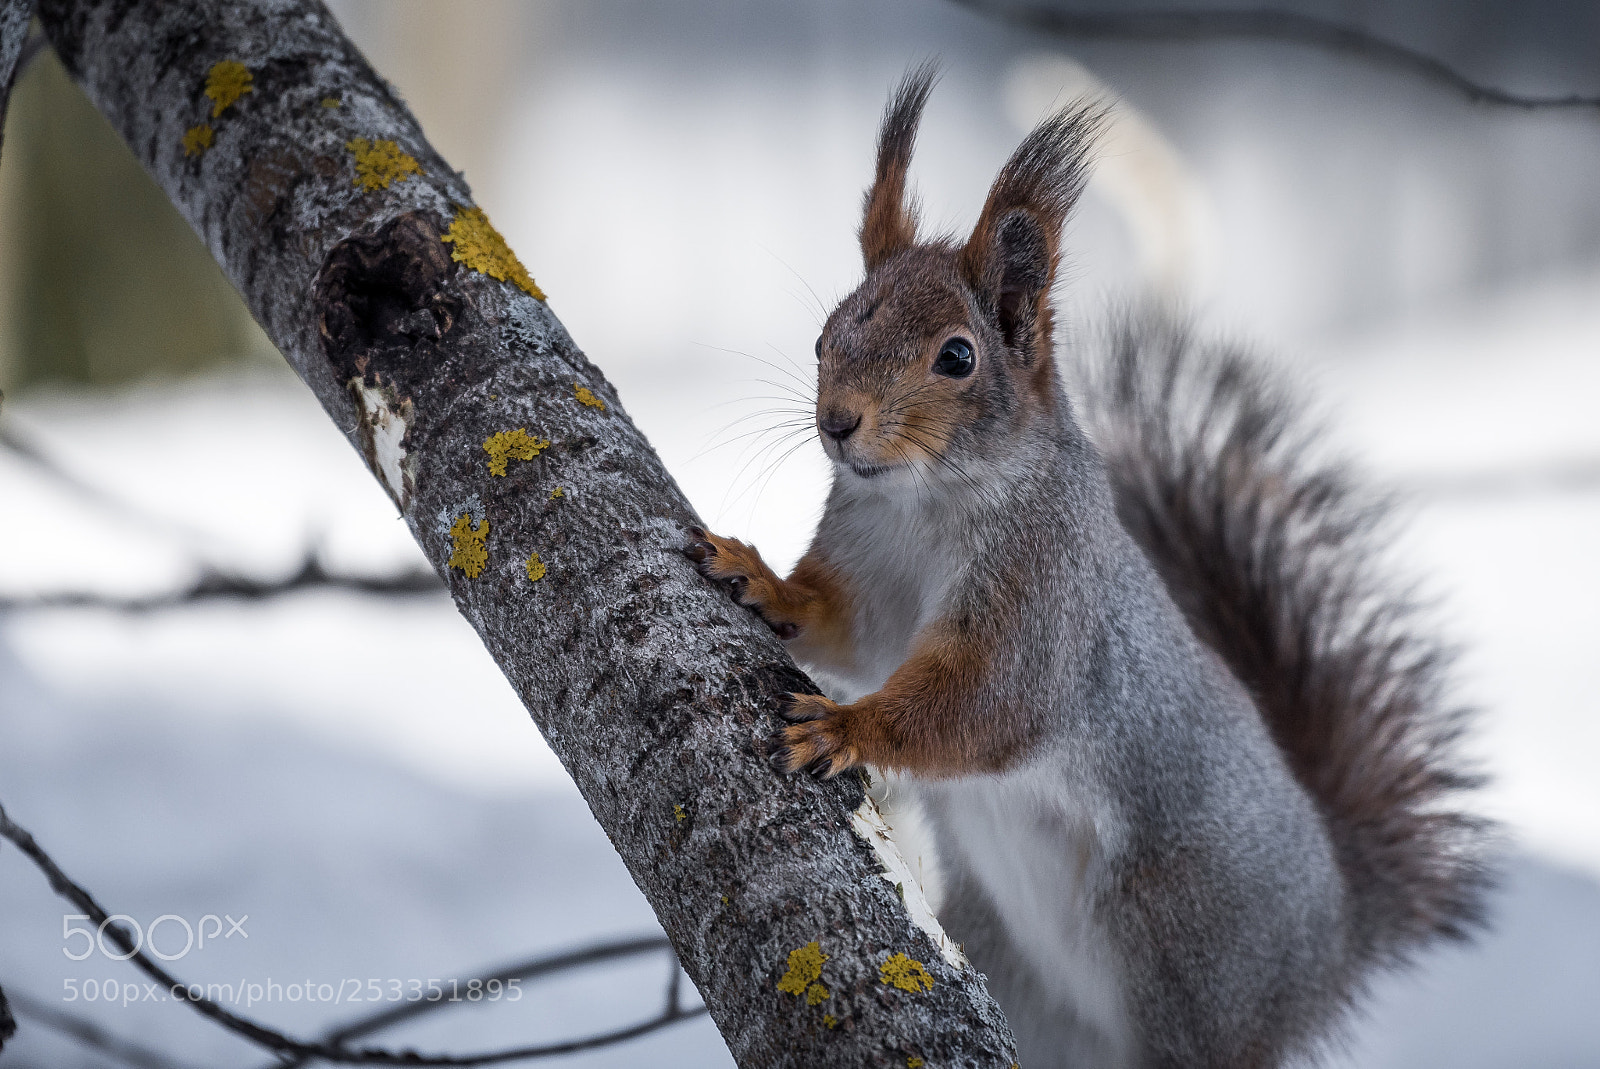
{"left": 780, "top": 694, "right": 829, "bottom": 723}
{"left": 768, "top": 734, "right": 794, "bottom": 772}
{"left": 805, "top": 757, "right": 834, "bottom": 778}
{"left": 684, "top": 526, "right": 715, "bottom": 563}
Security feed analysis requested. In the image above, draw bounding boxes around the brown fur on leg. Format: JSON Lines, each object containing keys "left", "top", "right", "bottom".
{"left": 777, "top": 625, "right": 1032, "bottom": 779}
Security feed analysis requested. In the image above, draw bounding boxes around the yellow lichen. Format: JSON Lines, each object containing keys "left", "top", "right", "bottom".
{"left": 182, "top": 124, "right": 214, "bottom": 157}
{"left": 720, "top": 894, "right": 729, "bottom": 905}
{"left": 822, "top": 1013, "right": 837, "bottom": 1029}
{"left": 776, "top": 942, "right": 828, "bottom": 998}
{"left": 879, "top": 953, "right": 934, "bottom": 994}
{"left": 482, "top": 427, "right": 549, "bottom": 476}
{"left": 805, "top": 981, "right": 829, "bottom": 1006}
{"left": 347, "top": 138, "right": 422, "bottom": 191}
{"left": 907, "top": 1059, "right": 924, "bottom": 1068}
{"left": 525, "top": 552, "right": 546, "bottom": 582}
{"left": 441, "top": 206, "right": 545, "bottom": 299}
{"left": 447, "top": 513, "right": 489, "bottom": 578}
{"left": 549, "top": 486, "right": 565, "bottom": 499}
{"left": 205, "top": 60, "right": 253, "bottom": 117}
{"left": 674, "top": 803, "right": 686, "bottom": 822}
{"left": 574, "top": 384, "right": 605, "bottom": 410}
{"left": 321, "top": 97, "right": 341, "bottom": 108}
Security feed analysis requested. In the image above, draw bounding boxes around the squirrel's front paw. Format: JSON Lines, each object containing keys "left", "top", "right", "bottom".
{"left": 772, "top": 694, "right": 861, "bottom": 778}
{"left": 684, "top": 526, "right": 801, "bottom": 640}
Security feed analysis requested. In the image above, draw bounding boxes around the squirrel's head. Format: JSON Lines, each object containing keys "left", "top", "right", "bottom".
{"left": 815, "top": 65, "right": 1101, "bottom": 489}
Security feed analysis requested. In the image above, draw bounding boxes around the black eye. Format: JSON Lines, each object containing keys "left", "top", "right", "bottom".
{"left": 933, "top": 337, "right": 975, "bottom": 378}
{"left": 814, "top": 335, "right": 824, "bottom": 358}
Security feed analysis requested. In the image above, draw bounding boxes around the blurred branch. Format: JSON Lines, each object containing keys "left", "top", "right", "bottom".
{"left": 0, "top": 421, "right": 218, "bottom": 548}
{"left": 0, "top": 419, "right": 445, "bottom": 608}
{"left": 946, "top": 0, "right": 1600, "bottom": 112}
{"left": 0, "top": 801, "right": 706, "bottom": 1066}
{"left": 277, "top": 937, "right": 695, "bottom": 1068}
{"left": 0, "top": 983, "right": 14, "bottom": 1055}
{"left": 4, "top": 988, "right": 194, "bottom": 1069}
{"left": 0, "top": 552, "right": 443, "bottom": 612}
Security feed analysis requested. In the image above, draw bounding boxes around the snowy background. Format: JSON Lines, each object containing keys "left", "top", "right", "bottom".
{"left": 2, "top": 0, "right": 1599, "bottom": 1065}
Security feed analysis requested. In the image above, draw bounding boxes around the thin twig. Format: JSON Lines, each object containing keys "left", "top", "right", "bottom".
{"left": 946, "top": 0, "right": 1600, "bottom": 112}
{"left": 270, "top": 938, "right": 694, "bottom": 1069}
{"left": 0, "top": 802, "right": 705, "bottom": 1066}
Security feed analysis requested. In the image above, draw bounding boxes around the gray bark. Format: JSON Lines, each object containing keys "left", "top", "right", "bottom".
{"left": 33, "top": 1, "right": 1018, "bottom": 1065}
{"left": 0, "top": 0, "right": 36, "bottom": 1053}
{"left": 0, "top": 0, "right": 34, "bottom": 160}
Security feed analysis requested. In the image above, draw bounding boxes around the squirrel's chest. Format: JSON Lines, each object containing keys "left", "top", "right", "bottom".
{"left": 820, "top": 501, "right": 965, "bottom": 698}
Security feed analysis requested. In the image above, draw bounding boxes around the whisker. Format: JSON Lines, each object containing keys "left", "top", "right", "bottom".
{"left": 697, "top": 418, "right": 816, "bottom": 460}
{"left": 891, "top": 425, "right": 1006, "bottom": 513}
{"left": 757, "top": 242, "right": 830, "bottom": 327}
{"left": 691, "top": 342, "right": 818, "bottom": 401}
{"left": 713, "top": 433, "right": 813, "bottom": 521}
{"left": 746, "top": 432, "right": 822, "bottom": 519}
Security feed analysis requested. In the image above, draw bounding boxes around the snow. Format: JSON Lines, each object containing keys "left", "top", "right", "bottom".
{"left": 2, "top": 266, "right": 1597, "bottom": 1064}
{"left": 0, "top": 638, "right": 729, "bottom": 1067}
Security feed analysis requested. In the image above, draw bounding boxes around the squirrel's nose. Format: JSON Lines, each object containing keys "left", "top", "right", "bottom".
{"left": 819, "top": 410, "right": 862, "bottom": 442}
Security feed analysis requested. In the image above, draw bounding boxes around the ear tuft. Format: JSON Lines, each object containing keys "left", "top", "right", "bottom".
{"left": 961, "top": 101, "right": 1106, "bottom": 363}
{"left": 860, "top": 62, "right": 939, "bottom": 272}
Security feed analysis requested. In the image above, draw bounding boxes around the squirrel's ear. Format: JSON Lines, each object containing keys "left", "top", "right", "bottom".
{"left": 960, "top": 102, "right": 1102, "bottom": 364}
{"left": 860, "top": 63, "right": 938, "bottom": 272}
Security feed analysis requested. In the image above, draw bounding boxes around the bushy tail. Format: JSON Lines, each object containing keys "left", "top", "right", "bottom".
{"left": 1072, "top": 308, "right": 1495, "bottom": 977}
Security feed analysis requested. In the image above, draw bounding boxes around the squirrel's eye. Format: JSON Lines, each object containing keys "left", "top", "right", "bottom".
{"left": 933, "top": 337, "right": 975, "bottom": 378}
{"left": 814, "top": 335, "right": 824, "bottom": 358}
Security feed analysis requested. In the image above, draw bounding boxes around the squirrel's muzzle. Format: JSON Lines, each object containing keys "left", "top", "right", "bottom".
{"left": 819, "top": 409, "right": 862, "bottom": 441}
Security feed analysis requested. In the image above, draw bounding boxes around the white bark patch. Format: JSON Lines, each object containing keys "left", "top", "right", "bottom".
{"left": 356, "top": 383, "right": 409, "bottom": 506}
{"left": 851, "top": 797, "right": 968, "bottom": 969}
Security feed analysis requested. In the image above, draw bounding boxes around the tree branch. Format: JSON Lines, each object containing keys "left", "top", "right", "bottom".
{"left": 276, "top": 937, "right": 702, "bottom": 1068}
{"left": 0, "top": 552, "right": 444, "bottom": 612}
{"left": 0, "top": 800, "right": 708, "bottom": 1066}
{"left": 3, "top": 989, "right": 195, "bottom": 1069}
{"left": 946, "top": 0, "right": 1600, "bottom": 112}
{"left": 30, "top": 1, "right": 1012, "bottom": 1064}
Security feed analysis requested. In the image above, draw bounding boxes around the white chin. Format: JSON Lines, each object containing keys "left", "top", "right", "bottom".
{"left": 838, "top": 458, "right": 922, "bottom": 492}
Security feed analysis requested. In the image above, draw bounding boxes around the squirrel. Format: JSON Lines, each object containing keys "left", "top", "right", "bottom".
{"left": 686, "top": 65, "right": 1494, "bottom": 1068}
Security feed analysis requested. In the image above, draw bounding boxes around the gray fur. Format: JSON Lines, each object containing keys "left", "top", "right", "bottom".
{"left": 789, "top": 72, "right": 1493, "bottom": 1066}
